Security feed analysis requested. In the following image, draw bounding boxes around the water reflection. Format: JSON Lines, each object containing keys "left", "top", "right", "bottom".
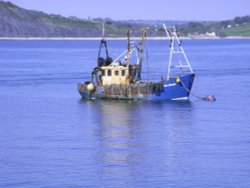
{"left": 92, "top": 101, "right": 139, "bottom": 186}
{"left": 79, "top": 99, "right": 194, "bottom": 185}
{"left": 80, "top": 100, "right": 194, "bottom": 186}
{"left": 96, "top": 101, "right": 136, "bottom": 165}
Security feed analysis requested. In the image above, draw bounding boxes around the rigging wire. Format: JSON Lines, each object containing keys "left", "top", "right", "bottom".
{"left": 179, "top": 77, "right": 216, "bottom": 101}
{"left": 145, "top": 40, "right": 150, "bottom": 82}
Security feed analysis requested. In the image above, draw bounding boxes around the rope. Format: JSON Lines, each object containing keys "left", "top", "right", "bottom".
{"left": 178, "top": 77, "right": 207, "bottom": 101}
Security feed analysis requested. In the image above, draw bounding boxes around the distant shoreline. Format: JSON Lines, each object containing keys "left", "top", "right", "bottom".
{"left": 0, "top": 36, "right": 250, "bottom": 40}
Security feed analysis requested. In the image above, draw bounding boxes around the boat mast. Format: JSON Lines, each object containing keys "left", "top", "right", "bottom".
{"left": 138, "top": 29, "right": 147, "bottom": 81}
{"left": 125, "top": 29, "right": 131, "bottom": 79}
{"left": 163, "top": 24, "right": 173, "bottom": 80}
{"left": 126, "top": 29, "right": 131, "bottom": 65}
{"left": 97, "top": 23, "right": 108, "bottom": 60}
{"left": 163, "top": 24, "right": 194, "bottom": 80}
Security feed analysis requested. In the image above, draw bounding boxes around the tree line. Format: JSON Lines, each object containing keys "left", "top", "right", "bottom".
{"left": 176, "top": 15, "right": 250, "bottom": 37}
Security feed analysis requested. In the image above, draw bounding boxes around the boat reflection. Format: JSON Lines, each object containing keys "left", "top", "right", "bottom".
{"left": 94, "top": 100, "right": 141, "bottom": 186}
{"left": 82, "top": 100, "right": 194, "bottom": 164}
{"left": 79, "top": 99, "right": 194, "bottom": 186}
{"left": 96, "top": 101, "right": 138, "bottom": 164}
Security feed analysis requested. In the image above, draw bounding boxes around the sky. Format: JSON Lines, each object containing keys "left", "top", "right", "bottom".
{"left": 6, "top": 0, "right": 250, "bottom": 21}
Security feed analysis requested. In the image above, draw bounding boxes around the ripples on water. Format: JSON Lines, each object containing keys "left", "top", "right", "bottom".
{"left": 0, "top": 39, "right": 250, "bottom": 188}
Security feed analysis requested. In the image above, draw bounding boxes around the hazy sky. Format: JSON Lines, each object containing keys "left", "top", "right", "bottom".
{"left": 7, "top": 0, "right": 250, "bottom": 21}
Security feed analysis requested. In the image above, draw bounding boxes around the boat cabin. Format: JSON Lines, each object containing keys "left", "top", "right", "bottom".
{"left": 100, "top": 64, "right": 140, "bottom": 86}
{"left": 101, "top": 65, "right": 128, "bottom": 85}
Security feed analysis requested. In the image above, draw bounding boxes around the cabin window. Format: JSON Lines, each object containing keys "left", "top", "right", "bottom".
{"left": 102, "top": 70, "right": 105, "bottom": 76}
{"left": 115, "top": 70, "right": 119, "bottom": 76}
{"left": 108, "top": 70, "right": 112, "bottom": 76}
{"left": 122, "top": 70, "right": 126, "bottom": 76}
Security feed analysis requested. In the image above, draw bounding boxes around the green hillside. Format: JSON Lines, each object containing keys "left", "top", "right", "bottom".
{"left": 221, "top": 24, "right": 250, "bottom": 37}
{"left": 0, "top": 1, "right": 250, "bottom": 38}
{"left": 0, "top": 1, "right": 149, "bottom": 37}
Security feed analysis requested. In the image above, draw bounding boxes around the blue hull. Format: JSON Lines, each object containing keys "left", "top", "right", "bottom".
{"left": 145, "top": 74, "right": 195, "bottom": 101}
{"left": 79, "top": 74, "right": 195, "bottom": 101}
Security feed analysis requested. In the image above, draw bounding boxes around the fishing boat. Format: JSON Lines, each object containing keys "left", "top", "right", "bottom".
{"left": 78, "top": 24, "right": 195, "bottom": 101}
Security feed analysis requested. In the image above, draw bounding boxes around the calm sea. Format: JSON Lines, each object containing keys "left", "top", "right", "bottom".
{"left": 0, "top": 39, "right": 250, "bottom": 188}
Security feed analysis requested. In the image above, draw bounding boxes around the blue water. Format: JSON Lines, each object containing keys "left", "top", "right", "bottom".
{"left": 0, "top": 39, "right": 250, "bottom": 188}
